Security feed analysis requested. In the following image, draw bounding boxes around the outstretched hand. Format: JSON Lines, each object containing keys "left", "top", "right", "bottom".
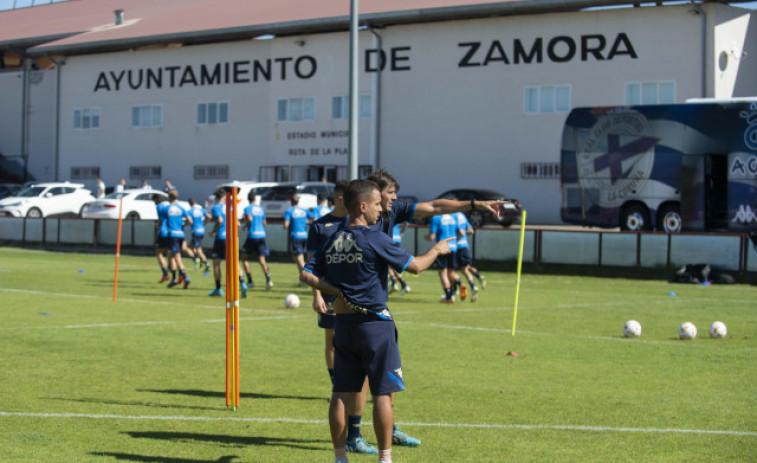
{"left": 475, "top": 200, "right": 508, "bottom": 221}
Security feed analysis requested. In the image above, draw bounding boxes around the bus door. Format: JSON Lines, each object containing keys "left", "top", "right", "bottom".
{"left": 704, "top": 154, "right": 729, "bottom": 230}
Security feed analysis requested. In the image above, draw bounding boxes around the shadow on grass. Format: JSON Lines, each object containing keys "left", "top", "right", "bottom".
{"left": 92, "top": 453, "right": 241, "bottom": 463}
{"left": 139, "top": 389, "right": 328, "bottom": 403}
{"left": 123, "top": 430, "right": 323, "bottom": 450}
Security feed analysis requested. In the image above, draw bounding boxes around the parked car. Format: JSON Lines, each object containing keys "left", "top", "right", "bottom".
{"left": 260, "top": 182, "right": 335, "bottom": 218}
{"left": 433, "top": 188, "right": 522, "bottom": 227}
{"left": 204, "top": 181, "right": 279, "bottom": 214}
{"left": 0, "top": 182, "right": 95, "bottom": 218}
{"left": 80, "top": 189, "right": 190, "bottom": 220}
{"left": 0, "top": 183, "right": 23, "bottom": 200}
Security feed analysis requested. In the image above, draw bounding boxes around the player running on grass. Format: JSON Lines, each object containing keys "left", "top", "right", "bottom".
{"left": 163, "top": 189, "right": 192, "bottom": 289}
{"left": 241, "top": 189, "right": 273, "bottom": 294}
{"left": 301, "top": 179, "right": 452, "bottom": 463}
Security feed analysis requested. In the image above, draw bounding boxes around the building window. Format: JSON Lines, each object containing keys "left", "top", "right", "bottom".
{"left": 70, "top": 166, "right": 100, "bottom": 179}
{"left": 520, "top": 162, "right": 560, "bottom": 179}
{"left": 194, "top": 165, "right": 229, "bottom": 180}
{"left": 129, "top": 165, "right": 162, "bottom": 180}
{"left": 197, "top": 102, "right": 229, "bottom": 125}
{"left": 331, "top": 94, "right": 372, "bottom": 119}
{"left": 625, "top": 81, "right": 675, "bottom": 105}
{"left": 524, "top": 85, "right": 571, "bottom": 114}
{"left": 131, "top": 105, "right": 163, "bottom": 128}
{"left": 73, "top": 108, "right": 101, "bottom": 129}
{"left": 277, "top": 97, "right": 315, "bottom": 122}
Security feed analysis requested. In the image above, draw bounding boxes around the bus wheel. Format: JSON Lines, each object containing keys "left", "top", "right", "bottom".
{"left": 658, "top": 204, "right": 682, "bottom": 233}
{"left": 620, "top": 204, "right": 650, "bottom": 231}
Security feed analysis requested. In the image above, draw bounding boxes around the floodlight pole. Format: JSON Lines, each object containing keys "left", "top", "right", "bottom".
{"left": 348, "top": 0, "right": 359, "bottom": 180}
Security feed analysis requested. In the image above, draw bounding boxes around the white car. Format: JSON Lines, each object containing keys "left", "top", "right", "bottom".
{"left": 204, "top": 181, "right": 279, "bottom": 214}
{"left": 260, "top": 182, "right": 334, "bottom": 218}
{"left": 0, "top": 182, "right": 95, "bottom": 218}
{"left": 80, "top": 189, "right": 190, "bottom": 220}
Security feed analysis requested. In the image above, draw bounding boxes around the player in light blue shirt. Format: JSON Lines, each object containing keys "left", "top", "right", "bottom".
{"left": 188, "top": 198, "right": 210, "bottom": 273}
{"left": 163, "top": 190, "right": 192, "bottom": 289}
{"left": 309, "top": 193, "right": 332, "bottom": 221}
{"left": 153, "top": 194, "right": 173, "bottom": 283}
{"left": 241, "top": 191, "right": 273, "bottom": 292}
{"left": 284, "top": 194, "right": 310, "bottom": 281}
{"left": 429, "top": 213, "right": 460, "bottom": 303}
{"left": 388, "top": 224, "right": 411, "bottom": 295}
{"left": 455, "top": 210, "right": 485, "bottom": 300}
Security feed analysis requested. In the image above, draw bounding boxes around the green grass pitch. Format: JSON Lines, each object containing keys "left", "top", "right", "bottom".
{"left": 0, "top": 247, "right": 755, "bottom": 462}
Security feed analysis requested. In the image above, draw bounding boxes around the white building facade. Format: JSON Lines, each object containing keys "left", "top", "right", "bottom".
{"left": 0, "top": 2, "right": 755, "bottom": 224}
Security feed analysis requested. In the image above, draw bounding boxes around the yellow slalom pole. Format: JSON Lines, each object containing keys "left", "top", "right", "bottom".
{"left": 511, "top": 210, "right": 527, "bottom": 337}
{"left": 112, "top": 197, "right": 124, "bottom": 302}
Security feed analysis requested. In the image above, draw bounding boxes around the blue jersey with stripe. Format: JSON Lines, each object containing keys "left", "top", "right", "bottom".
{"left": 156, "top": 201, "right": 170, "bottom": 237}
{"left": 244, "top": 203, "right": 266, "bottom": 239}
{"left": 165, "top": 202, "right": 189, "bottom": 238}
{"left": 455, "top": 212, "right": 470, "bottom": 248}
{"left": 309, "top": 205, "right": 332, "bottom": 221}
{"left": 306, "top": 213, "right": 349, "bottom": 254}
{"left": 307, "top": 226, "right": 413, "bottom": 318}
{"left": 285, "top": 206, "right": 309, "bottom": 240}
{"left": 373, "top": 200, "right": 415, "bottom": 236}
{"left": 211, "top": 203, "right": 226, "bottom": 240}
{"left": 429, "top": 214, "right": 458, "bottom": 252}
{"left": 190, "top": 205, "right": 205, "bottom": 235}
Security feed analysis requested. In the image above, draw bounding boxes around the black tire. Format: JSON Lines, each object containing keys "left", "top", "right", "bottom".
{"left": 499, "top": 220, "right": 514, "bottom": 228}
{"left": 468, "top": 210, "right": 485, "bottom": 227}
{"left": 657, "top": 203, "right": 682, "bottom": 233}
{"left": 26, "top": 207, "right": 42, "bottom": 218}
{"left": 620, "top": 203, "right": 651, "bottom": 231}
{"left": 126, "top": 211, "right": 140, "bottom": 220}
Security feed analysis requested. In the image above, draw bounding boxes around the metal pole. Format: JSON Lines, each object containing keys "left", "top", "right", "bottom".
{"left": 348, "top": 0, "right": 359, "bottom": 180}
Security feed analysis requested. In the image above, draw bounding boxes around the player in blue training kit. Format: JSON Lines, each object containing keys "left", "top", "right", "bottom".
{"left": 188, "top": 198, "right": 211, "bottom": 273}
{"left": 455, "top": 210, "right": 485, "bottom": 300}
{"left": 428, "top": 213, "right": 460, "bottom": 303}
{"left": 241, "top": 190, "right": 273, "bottom": 295}
{"left": 301, "top": 180, "right": 451, "bottom": 463}
{"left": 208, "top": 189, "right": 247, "bottom": 297}
{"left": 388, "top": 224, "right": 410, "bottom": 295}
{"left": 153, "top": 194, "right": 173, "bottom": 283}
{"left": 309, "top": 193, "right": 332, "bottom": 221}
{"left": 284, "top": 194, "right": 310, "bottom": 283}
{"left": 163, "top": 190, "right": 192, "bottom": 289}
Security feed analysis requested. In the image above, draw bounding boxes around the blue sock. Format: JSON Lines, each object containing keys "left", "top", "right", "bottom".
{"left": 347, "top": 415, "right": 362, "bottom": 441}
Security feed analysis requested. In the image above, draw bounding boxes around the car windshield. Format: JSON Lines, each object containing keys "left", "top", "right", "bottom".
{"left": 17, "top": 186, "right": 46, "bottom": 198}
{"left": 105, "top": 192, "right": 129, "bottom": 199}
{"left": 477, "top": 190, "right": 507, "bottom": 200}
{"left": 262, "top": 186, "right": 297, "bottom": 201}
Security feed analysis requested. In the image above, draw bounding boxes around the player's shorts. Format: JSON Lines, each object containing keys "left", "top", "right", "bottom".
{"left": 155, "top": 235, "right": 169, "bottom": 249}
{"left": 243, "top": 237, "right": 269, "bottom": 258}
{"left": 435, "top": 251, "right": 458, "bottom": 270}
{"left": 211, "top": 238, "right": 226, "bottom": 260}
{"left": 289, "top": 238, "right": 306, "bottom": 255}
{"left": 317, "top": 296, "right": 336, "bottom": 329}
{"left": 191, "top": 233, "right": 204, "bottom": 249}
{"left": 332, "top": 314, "right": 404, "bottom": 396}
{"left": 167, "top": 237, "right": 184, "bottom": 255}
{"left": 457, "top": 246, "right": 472, "bottom": 266}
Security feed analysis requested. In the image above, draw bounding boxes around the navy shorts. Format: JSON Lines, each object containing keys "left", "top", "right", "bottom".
{"left": 167, "top": 237, "right": 184, "bottom": 255}
{"left": 436, "top": 251, "right": 458, "bottom": 270}
{"left": 192, "top": 233, "right": 204, "bottom": 248}
{"left": 211, "top": 238, "right": 226, "bottom": 260}
{"left": 457, "top": 247, "right": 472, "bottom": 266}
{"left": 332, "top": 314, "right": 404, "bottom": 396}
{"left": 290, "top": 238, "right": 306, "bottom": 255}
{"left": 243, "top": 237, "right": 269, "bottom": 258}
{"left": 156, "top": 235, "right": 169, "bottom": 249}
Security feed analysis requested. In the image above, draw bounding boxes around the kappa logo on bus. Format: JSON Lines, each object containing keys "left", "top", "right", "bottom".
{"left": 732, "top": 205, "right": 757, "bottom": 224}
{"left": 577, "top": 110, "right": 659, "bottom": 207}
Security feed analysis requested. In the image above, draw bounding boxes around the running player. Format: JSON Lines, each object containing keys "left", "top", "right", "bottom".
{"left": 163, "top": 190, "right": 192, "bottom": 289}
{"left": 241, "top": 189, "right": 273, "bottom": 295}
{"left": 284, "top": 194, "right": 309, "bottom": 283}
{"left": 153, "top": 194, "right": 173, "bottom": 283}
{"left": 454, "top": 210, "right": 485, "bottom": 300}
{"left": 428, "top": 213, "right": 459, "bottom": 303}
{"left": 187, "top": 197, "right": 211, "bottom": 273}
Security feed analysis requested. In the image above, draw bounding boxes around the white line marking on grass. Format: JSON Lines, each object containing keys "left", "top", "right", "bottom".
{"left": 61, "top": 315, "right": 303, "bottom": 329}
{"left": 0, "top": 412, "right": 753, "bottom": 437}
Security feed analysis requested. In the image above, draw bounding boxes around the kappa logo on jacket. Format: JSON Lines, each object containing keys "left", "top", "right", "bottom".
{"left": 325, "top": 231, "right": 363, "bottom": 264}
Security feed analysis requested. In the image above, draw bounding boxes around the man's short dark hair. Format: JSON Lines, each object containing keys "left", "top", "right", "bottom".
{"left": 290, "top": 193, "right": 300, "bottom": 206}
{"left": 366, "top": 169, "right": 400, "bottom": 193}
{"left": 214, "top": 189, "right": 225, "bottom": 200}
{"left": 344, "top": 179, "right": 379, "bottom": 215}
{"left": 317, "top": 193, "right": 327, "bottom": 204}
{"left": 334, "top": 179, "right": 349, "bottom": 196}
{"left": 248, "top": 190, "right": 256, "bottom": 202}
{"left": 188, "top": 197, "right": 197, "bottom": 206}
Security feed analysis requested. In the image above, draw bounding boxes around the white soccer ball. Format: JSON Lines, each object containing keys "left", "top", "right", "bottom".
{"left": 709, "top": 321, "right": 727, "bottom": 339}
{"left": 678, "top": 322, "right": 697, "bottom": 340}
{"left": 284, "top": 293, "right": 300, "bottom": 309}
{"left": 623, "top": 320, "right": 642, "bottom": 338}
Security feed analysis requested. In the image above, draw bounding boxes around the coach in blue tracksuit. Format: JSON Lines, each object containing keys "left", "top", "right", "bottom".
{"left": 301, "top": 179, "right": 451, "bottom": 463}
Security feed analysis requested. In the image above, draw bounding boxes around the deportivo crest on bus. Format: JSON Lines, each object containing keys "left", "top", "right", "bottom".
{"left": 577, "top": 110, "right": 659, "bottom": 208}
{"left": 325, "top": 232, "right": 364, "bottom": 264}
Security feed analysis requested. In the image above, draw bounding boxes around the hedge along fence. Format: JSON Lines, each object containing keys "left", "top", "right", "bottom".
{"left": 1, "top": 217, "right": 755, "bottom": 274}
